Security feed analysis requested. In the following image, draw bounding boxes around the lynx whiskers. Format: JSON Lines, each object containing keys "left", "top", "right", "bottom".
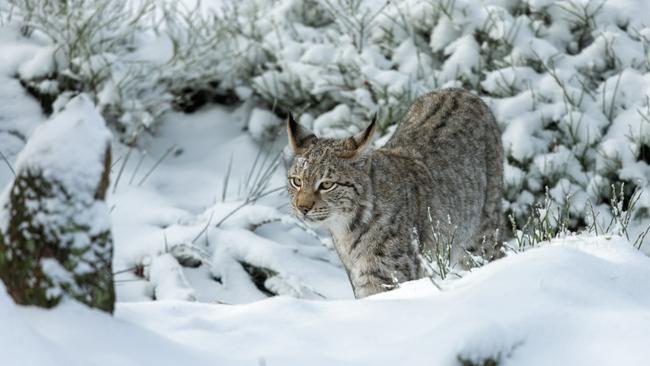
{"left": 286, "top": 89, "right": 504, "bottom": 298}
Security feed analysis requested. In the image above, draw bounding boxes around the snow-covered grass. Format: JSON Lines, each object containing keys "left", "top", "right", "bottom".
{"left": 2, "top": 0, "right": 244, "bottom": 138}
{"left": 6, "top": 0, "right": 650, "bottom": 231}
{"left": 4, "top": 235, "right": 650, "bottom": 365}
{"left": 214, "top": 0, "right": 650, "bottom": 233}
{"left": 108, "top": 104, "right": 352, "bottom": 303}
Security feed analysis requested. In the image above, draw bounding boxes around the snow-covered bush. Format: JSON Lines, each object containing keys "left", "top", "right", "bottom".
{"left": 7, "top": 0, "right": 650, "bottom": 233}
{"left": 4, "top": 0, "right": 244, "bottom": 138}
{"left": 6, "top": 0, "right": 169, "bottom": 138}
{"left": 0, "top": 95, "right": 115, "bottom": 313}
{"left": 154, "top": 2, "right": 251, "bottom": 113}
{"left": 212, "top": 0, "right": 650, "bottom": 233}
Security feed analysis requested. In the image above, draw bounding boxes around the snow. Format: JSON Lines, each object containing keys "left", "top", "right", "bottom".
{"left": 440, "top": 35, "right": 481, "bottom": 83}
{"left": 248, "top": 107, "right": 282, "bottom": 141}
{"left": 16, "top": 94, "right": 111, "bottom": 199}
{"left": 3, "top": 235, "right": 650, "bottom": 365}
{"left": 40, "top": 259, "right": 75, "bottom": 299}
{"left": 0, "top": 286, "right": 218, "bottom": 366}
{"left": 148, "top": 253, "right": 196, "bottom": 301}
{"left": 313, "top": 104, "right": 355, "bottom": 137}
{"left": 0, "top": 25, "right": 46, "bottom": 190}
{"left": 17, "top": 46, "right": 56, "bottom": 80}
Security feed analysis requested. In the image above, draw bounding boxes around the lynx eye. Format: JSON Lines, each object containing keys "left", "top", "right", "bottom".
{"left": 318, "top": 181, "right": 336, "bottom": 191}
{"left": 289, "top": 176, "right": 302, "bottom": 189}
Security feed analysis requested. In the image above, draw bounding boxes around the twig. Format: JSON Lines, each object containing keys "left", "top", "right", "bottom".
{"left": 112, "top": 145, "right": 133, "bottom": 193}
{"left": 113, "top": 264, "right": 149, "bottom": 276}
{"left": 222, "top": 153, "right": 233, "bottom": 202}
{"left": 129, "top": 151, "right": 147, "bottom": 185}
{"left": 216, "top": 186, "right": 284, "bottom": 227}
{"left": 110, "top": 155, "right": 123, "bottom": 170}
{"left": 137, "top": 144, "right": 176, "bottom": 186}
{"left": 191, "top": 210, "right": 215, "bottom": 244}
{"left": 0, "top": 149, "right": 15, "bottom": 177}
{"left": 114, "top": 279, "right": 147, "bottom": 284}
{"left": 634, "top": 225, "right": 650, "bottom": 250}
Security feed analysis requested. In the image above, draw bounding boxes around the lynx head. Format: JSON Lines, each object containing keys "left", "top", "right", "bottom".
{"left": 286, "top": 114, "right": 376, "bottom": 227}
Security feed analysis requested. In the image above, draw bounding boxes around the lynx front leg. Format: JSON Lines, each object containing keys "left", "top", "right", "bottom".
{"left": 354, "top": 284, "right": 385, "bottom": 298}
{"left": 349, "top": 237, "right": 421, "bottom": 298}
{"left": 352, "top": 274, "right": 393, "bottom": 298}
{"left": 349, "top": 262, "right": 398, "bottom": 298}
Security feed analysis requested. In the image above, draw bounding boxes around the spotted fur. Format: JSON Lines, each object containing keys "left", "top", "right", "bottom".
{"left": 287, "top": 89, "right": 503, "bottom": 298}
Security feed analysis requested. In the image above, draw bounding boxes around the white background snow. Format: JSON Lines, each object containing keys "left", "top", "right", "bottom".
{"left": 1, "top": 0, "right": 650, "bottom": 364}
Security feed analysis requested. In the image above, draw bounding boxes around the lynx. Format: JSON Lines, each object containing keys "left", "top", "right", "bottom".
{"left": 286, "top": 89, "right": 503, "bottom": 298}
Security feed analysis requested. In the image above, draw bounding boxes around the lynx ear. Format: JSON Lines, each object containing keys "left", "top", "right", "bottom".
{"left": 339, "top": 114, "right": 377, "bottom": 159}
{"left": 287, "top": 113, "right": 316, "bottom": 155}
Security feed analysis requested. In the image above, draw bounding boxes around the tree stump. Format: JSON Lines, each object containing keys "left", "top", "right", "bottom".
{"left": 0, "top": 95, "right": 115, "bottom": 313}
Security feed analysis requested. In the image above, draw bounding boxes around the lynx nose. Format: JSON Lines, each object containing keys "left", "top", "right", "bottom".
{"left": 298, "top": 204, "right": 312, "bottom": 215}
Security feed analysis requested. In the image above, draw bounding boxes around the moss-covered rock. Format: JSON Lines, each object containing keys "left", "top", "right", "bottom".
{"left": 0, "top": 95, "right": 115, "bottom": 313}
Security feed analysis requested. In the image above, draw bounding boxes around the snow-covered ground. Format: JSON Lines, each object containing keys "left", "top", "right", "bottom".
{"left": 6, "top": 89, "right": 649, "bottom": 364}
{"left": 3, "top": 236, "right": 650, "bottom": 365}
{"left": 109, "top": 104, "right": 353, "bottom": 303}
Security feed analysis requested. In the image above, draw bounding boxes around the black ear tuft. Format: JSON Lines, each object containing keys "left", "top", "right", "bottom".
{"left": 288, "top": 112, "right": 298, "bottom": 138}
{"left": 339, "top": 115, "right": 378, "bottom": 159}
{"left": 287, "top": 113, "right": 316, "bottom": 154}
{"left": 354, "top": 115, "right": 377, "bottom": 149}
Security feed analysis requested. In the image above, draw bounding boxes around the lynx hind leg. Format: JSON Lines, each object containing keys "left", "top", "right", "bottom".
{"left": 461, "top": 222, "right": 504, "bottom": 269}
{"left": 465, "top": 99, "right": 505, "bottom": 267}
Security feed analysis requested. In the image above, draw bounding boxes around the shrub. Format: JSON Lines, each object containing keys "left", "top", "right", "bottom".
{"left": 210, "top": 0, "right": 650, "bottom": 235}
{"left": 5, "top": 0, "right": 650, "bottom": 294}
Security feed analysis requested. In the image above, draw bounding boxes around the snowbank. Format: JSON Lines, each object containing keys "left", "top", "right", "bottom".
{"left": 0, "top": 282, "right": 218, "bottom": 366}
{"left": 4, "top": 235, "right": 650, "bottom": 365}
{"left": 118, "top": 236, "right": 650, "bottom": 366}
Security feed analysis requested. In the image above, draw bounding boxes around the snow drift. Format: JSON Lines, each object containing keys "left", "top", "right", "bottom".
{"left": 3, "top": 235, "right": 650, "bottom": 365}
